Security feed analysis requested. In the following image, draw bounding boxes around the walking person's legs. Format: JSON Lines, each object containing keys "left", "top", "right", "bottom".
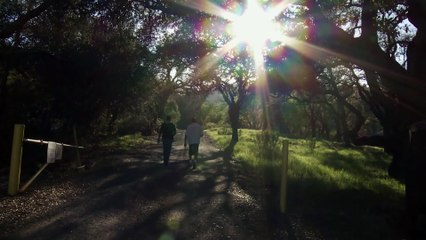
{"left": 188, "top": 146, "right": 193, "bottom": 167}
{"left": 162, "top": 138, "right": 173, "bottom": 166}
{"left": 189, "top": 144, "right": 199, "bottom": 169}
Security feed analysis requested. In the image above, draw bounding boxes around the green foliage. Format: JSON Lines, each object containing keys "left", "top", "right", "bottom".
{"left": 0, "top": 1, "right": 163, "bottom": 166}
{"left": 255, "top": 130, "right": 283, "bottom": 186}
{"left": 217, "top": 127, "right": 232, "bottom": 135}
{"left": 204, "top": 128, "right": 232, "bottom": 149}
{"left": 175, "top": 94, "right": 209, "bottom": 128}
{"left": 164, "top": 99, "right": 181, "bottom": 123}
{"left": 255, "top": 130, "right": 281, "bottom": 160}
{"left": 307, "top": 137, "right": 317, "bottom": 153}
{"left": 200, "top": 96, "right": 228, "bottom": 128}
{"left": 95, "top": 133, "right": 150, "bottom": 153}
{"left": 115, "top": 112, "right": 146, "bottom": 136}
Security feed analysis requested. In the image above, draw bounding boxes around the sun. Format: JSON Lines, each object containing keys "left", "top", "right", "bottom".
{"left": 228, "top": 0, "right": 283, "bottom": 52}
{"left": 173, "top": 0, "right": 293, "bottom": 76}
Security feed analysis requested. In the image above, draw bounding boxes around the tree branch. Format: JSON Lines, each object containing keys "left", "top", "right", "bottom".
{"left": 306, "top": 0, "right": 426, "bottom": 116}
{"left": 0, "top": 0, "right": 55, "bottom": 39}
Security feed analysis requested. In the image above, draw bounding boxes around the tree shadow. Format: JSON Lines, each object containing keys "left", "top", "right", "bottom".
{"left": 221, "top": 140, "right": 299, "bottom": 240}
{"left": 223, "top": 142, "right": 236, "bottom": 164}
{"left": 2, "top": 139, "right": 287, "bottom": 240}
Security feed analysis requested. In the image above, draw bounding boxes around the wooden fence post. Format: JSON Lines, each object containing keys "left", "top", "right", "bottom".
{"left": 280, "top": 140, "right": 289, "bottom": 213}
{"left": 8, "top": 124, "right": 25, "bottom": 196}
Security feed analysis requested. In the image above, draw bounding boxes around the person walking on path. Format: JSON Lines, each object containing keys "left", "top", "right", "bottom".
{"left": 158, "top": 116, "right": 176, "bottom": 166}
{"left": 184, "top": 117, "right": 203, "bottom": 169}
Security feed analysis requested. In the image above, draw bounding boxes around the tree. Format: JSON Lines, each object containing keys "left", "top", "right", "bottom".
{"left": 0, "top": 0, "right": 163, "bottom": 164}
{"left": 239, "top": 94, "right": 264, "bottom": 130}
{"left": 215, "top": 48, "right": 255, "bottom": 149}
{"left": 150, "top": 34, "right": 210, "bottom": 123}
{"left": 0, "top": 0, "right": 57, "bottom": 40}
{"left": 290, "top": 0, "right": 425, "bottom": 179}
{"left": 319, "top": 64, "right": 366, "bottom": 145}
{"left": 299, "top": 1, "right": 426, "bottom": 236}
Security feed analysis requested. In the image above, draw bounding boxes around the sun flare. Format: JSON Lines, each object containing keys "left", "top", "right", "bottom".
{"left": 228, "top": 0, "right": 283, "bottom": 51}
{"left": 173, "top": 0, "right": 295, "bottom": 78}
{"left": 172, "top": 0, "right": 298, "bottom": 130}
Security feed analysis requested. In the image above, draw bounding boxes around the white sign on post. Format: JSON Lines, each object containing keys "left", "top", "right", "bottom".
{"left": 47, "top": 142, "right": 56, "bottom": 163}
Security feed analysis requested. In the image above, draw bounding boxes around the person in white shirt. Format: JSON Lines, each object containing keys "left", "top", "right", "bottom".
{"left": 184, "top": 118, "right": 203, "bottom": 169}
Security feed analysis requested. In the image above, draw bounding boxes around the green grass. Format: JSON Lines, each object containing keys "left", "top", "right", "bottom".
{"left": 206, "top": 128, "right": 405, "bottom": 240}
{"left": 95, "top": 133, "right": 152, "bottom": 152}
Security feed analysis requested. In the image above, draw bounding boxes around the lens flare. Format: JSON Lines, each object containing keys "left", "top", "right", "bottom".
{"left": 171, "top": 0, "right": 299, "bottom": 129}
{"left": 228, "top": 0, "right": 283, "bottom": 51}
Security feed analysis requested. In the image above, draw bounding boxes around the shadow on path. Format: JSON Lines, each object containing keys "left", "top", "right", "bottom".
{"left": 2, "top": 132, "right": 290, "bottom": 240}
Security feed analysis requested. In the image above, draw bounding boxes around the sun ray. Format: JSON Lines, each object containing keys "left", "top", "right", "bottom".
{"left": 170, "top": 0, "right": 426, "bottom": 121}
{"left": 283, "top": 36, "right": 424, "bottom": 89}
{"left": 170, "top": 0, "right": 239, "bottom": 22}
{"left": 194, "top": 38, "right": 241, "bottom": 77}
{"left": 255, "top": 56, "right": 274, "bottom": 130}
{"left": 174, "top": 0, "right": 424, "bottom": 92}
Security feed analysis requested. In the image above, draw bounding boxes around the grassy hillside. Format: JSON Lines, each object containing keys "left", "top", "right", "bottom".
{"left": 206, "top": 128, "right": 405, "bottom": 239}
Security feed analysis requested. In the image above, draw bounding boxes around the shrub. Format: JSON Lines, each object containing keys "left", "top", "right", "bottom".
{"left": 217, "top": 127, "right": 232, "bottom": 135}
{"left": 255, "top": 130, "right": 281, "bottom": 160}
{"left": 255, "top": 130, "right": 282, "bottom": 186}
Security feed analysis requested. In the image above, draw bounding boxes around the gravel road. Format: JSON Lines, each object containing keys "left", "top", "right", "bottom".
{"left": 1, "top": 131, "right": 290, "bottom": 240}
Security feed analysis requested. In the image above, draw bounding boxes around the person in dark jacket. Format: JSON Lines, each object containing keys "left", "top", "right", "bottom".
{"left": 158, "top": 116, "right": 176, "bottom": 166}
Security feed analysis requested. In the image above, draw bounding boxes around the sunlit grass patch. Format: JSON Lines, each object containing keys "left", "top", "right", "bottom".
{"left": 206, "top": 128, "right": 405, "bottom": 239}
{"left": 207, "top": 128, "right": 232, "bottom": 149}
{"left": 97, "top": 133, "right": 151, "bottom": 152}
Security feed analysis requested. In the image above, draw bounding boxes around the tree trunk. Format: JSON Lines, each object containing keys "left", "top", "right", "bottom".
{"left": 405, "top": 1, "right": 426, "bottom": 237}
{"left": 229, "top": 103, "right": 240, "bottom": 144}
{"left": 336, "top": 97, "right": 351, "bottom": 146}
{"left": 270, "top": 100, "right": 288, "bottom": 134}
{"left": 307, "top": 104, "right": 317, "bottom": 138}
{"left": 345, "top": 101, "right": 366, "bottom": 141}
{"left": 359, "top": 0, "right": 407, "bottom": 178}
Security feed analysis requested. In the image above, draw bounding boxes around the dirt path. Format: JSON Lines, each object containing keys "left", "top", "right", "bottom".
{"left": 1, "top": 131, "right": 276, "bottom": 240}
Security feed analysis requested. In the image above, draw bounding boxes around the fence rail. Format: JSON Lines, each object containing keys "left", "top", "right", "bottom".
{"left": 24, "top": 138, "right": 84, "bottom": 148}
{"left": 8, "top": 124, "right": 84, "bottom": 196}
